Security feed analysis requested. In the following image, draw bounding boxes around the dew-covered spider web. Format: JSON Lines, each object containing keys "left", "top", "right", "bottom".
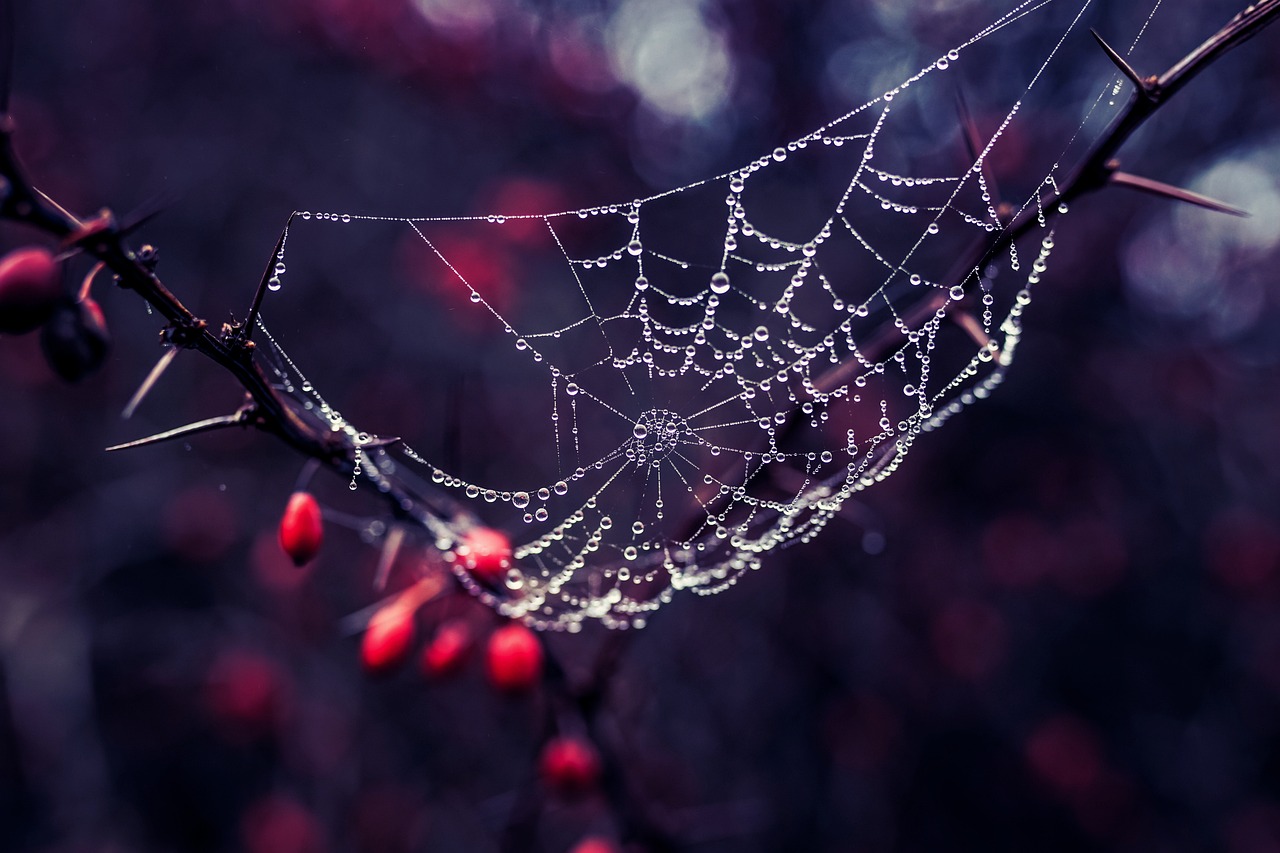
{"left": 252, "top": 0, "right": 1161, "bottom": 629}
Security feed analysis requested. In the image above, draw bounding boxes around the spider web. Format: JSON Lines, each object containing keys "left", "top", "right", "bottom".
{"left": 252, "top": 0, "right": 1156, "bottom": 630}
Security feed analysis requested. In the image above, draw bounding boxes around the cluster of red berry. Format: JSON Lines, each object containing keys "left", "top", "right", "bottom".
{"left": 0, "top": 246, "right": 110, "bottom": 380}
{"left": 278, "top": 492, "right": 545, "bottom": 682}
{"left": 278, "top": 491, "right": 614, "bottom": 847}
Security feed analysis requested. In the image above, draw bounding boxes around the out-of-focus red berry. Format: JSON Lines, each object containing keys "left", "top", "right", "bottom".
{"left": 485, "top": 623, "right": 542, "bottom": 692}
{"left": 0, "top": 246, "right": 62, "bottom": 335}
{"left": 539, "top": 735, "right": 601, "bottom": 794}
{"left": 278, "top": 491, "right": 323, "bottom": 566}
{"left": 40, "top": 295, "right": 109, "bottom": 381}
{"left": 241, "top": 794, "right": 326, "bottom": 853}
{"left": 568, "top": 836, "right": 620, "bottom": 853}
{"left": 421, "top": 619, "right": 472, "bottom": 677}
{"left": 206, "top": 650, "right": 282, "bottom": 737}
{"left": 361, "top": 603, "right": 416, "bottom": 674}
{"left": 457, "top": 527, "right": 511, "bottom": 583}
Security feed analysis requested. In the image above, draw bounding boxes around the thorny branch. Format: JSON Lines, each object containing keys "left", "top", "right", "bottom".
{"left": 1, "top": 4, "right": 1278, "bottom": 849}
{"left": 2, "top": 0, "right": 1276, "bottom": 597}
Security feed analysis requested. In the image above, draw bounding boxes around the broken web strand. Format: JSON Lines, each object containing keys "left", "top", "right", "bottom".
{"left": 251, "top": 0, "right": 1159, "bottom": 630}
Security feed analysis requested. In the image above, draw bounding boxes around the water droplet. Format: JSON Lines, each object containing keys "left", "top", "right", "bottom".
{"left": 730, "top": 176, "right": 744, "bottom": 193}
{"left": 635, "top": 275, "right": 649, "bottom": 291}
{"left": 633, "top": 423, "right": 648, "bottom": 440}
{"left": 566, "top": 382, "right": 579, "bottom": 396}
{"left": 949, "top": 285, "right": 965, "bottom": 301}
{"left": 534, "top": 507, "right": 549, "bottom": 522}
{"left": 513, "top": 491, "right": 530, "bottom": 509}
{"left": 754, "top": 325, "right": 769, "bottom": 341}
{"left": 710, "top": 271, "right": 731, "bottom": 294}
{"left": 632, "top": 521, "right": 645, "bottom": 535}
{"left": 537, "top": 488, "right": 550, "bottom": 501}
{"left": 267, "top": 277, "right": 282, "bottom": 291}
{"left": 627, "top": 239, "right": 643, "bottom": 256}
{"left": 469, "top": 291, "right": 481, "bottom": 303}
{"left": 772, "top": 147, "right": 787, "bottom": 162}
{"left": 554, "top": 480, "right": 568, "bottom": 496}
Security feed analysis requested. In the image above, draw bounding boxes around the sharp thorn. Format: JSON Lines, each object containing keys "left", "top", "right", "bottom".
{"left": 950, "top": 309, "right": 996, "bottom": 350}
{"left": 78, "top": 261, "right": 105, "bottom": 301}
{"left": 33, "top": 185, "right": 84, "bottom": 229}
{"left": 362, "top": 435, "right": 400, "bottom": 448}
{"left": 1091, "top": 29, "right": 1146, "bottom": 92}
{"left": 122, "top": 347, "right": 179, "bottom": 419}
{"left": 955, "top": 88, "right": 1005, "bottom": 222}
{"left": 1110, "top": 170, "right": 1249, "bottom": 216}
{"left": 244, "top": 216, "right": 294, "bottom": 339}
{"left": 119, "top": 193, "right": 176, "bottom": 237}
{"left": 106, "top": 412, "right": 245, "bottom": 452}
{"left": 373, "top": 526, "right": 406, "bottom": 592}
{"left": 954, "top": 89, "right": 983, "bottom": 165}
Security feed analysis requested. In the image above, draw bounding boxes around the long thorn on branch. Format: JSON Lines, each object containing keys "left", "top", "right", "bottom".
{"left": 106, "top": 410, "right": 252, "bottom": 452}
{"left": 1090, "top": 29, "right": 1151, "bottom": 95}
{"left": 242, "top": 217, "right": 292, "bottom": 344}
{"left": 1108, "top": 169, "right": 1249, "bottom": 216}
{"left": 121, "top": 347, "right": 180, "bottom": 420}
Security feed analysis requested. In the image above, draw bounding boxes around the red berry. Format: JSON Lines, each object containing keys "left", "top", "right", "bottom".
{"left": 457, "top": 527, "right": 511, "bottom": 583}
{"left": 361, "top": 603, "right": 416, "bottom": 674}
{"left": 205, "top": 650, "right": 282, "bottom": 736}
{"left": 40, "top": 296, "right": 109, "bottom": 381}
{"left": 568, "top": 837, "right": 619, "bottom": 853}
{"left": 485, "top": 623, "right": 542, "bottom": 692}
{"left": 539, "top": 735, "right": 601, "bottom": 794}
{"left": 278, "top": 491, "right": 323, "bottom": 566}
{"left": 0, "top": 246, "right": 62, "bottom": 335}
{"left": 421, "top": 619, "right": 472, "bottom": 677}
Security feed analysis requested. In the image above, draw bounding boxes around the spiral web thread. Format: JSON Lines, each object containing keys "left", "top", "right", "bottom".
{"left": 253, "top": 0, "right": 1154, "bottom": 630}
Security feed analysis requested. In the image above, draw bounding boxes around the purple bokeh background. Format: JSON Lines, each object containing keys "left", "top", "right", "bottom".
{"left": 3, "top": 1, "right": 1280, "bottom": 851}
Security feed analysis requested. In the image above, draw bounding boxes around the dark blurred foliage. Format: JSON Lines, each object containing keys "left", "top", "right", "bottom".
{"left": 2, "top": 1, "right": 1280, "bottom": 851}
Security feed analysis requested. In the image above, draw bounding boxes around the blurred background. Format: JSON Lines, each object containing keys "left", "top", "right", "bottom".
{"left": 2, "top": 0, "right": 1280, "bottom": 851}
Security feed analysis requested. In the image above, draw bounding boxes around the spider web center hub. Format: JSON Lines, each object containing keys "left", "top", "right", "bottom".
{"left": 627, "top": 408, "right": 691, "bottom": 467}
